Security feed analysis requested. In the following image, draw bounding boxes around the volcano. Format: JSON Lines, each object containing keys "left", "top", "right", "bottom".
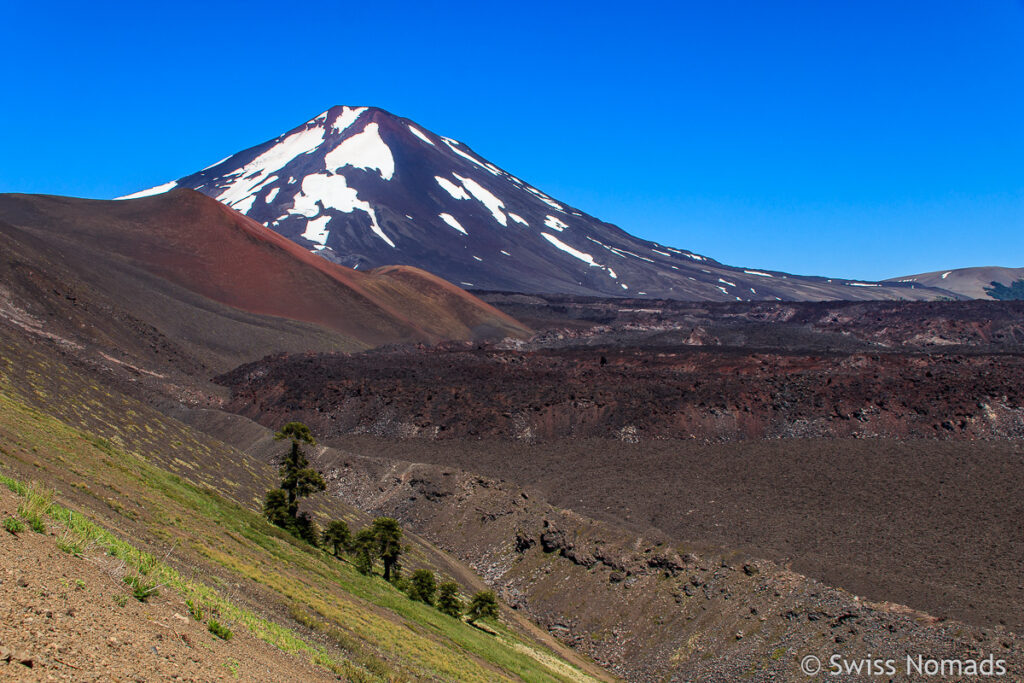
{"left": 122, "top": 106, "right": 956, "bottom": 302}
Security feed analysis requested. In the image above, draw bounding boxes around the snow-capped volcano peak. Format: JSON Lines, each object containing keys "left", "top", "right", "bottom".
{"left": 118, "top": 107, "right": 954, "bottom": 301}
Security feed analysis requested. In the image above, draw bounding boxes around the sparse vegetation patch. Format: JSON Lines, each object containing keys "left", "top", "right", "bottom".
{"left": 207, "top": 618, "right": 233, "bottom": 640}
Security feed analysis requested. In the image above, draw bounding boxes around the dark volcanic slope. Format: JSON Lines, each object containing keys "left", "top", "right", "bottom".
{"left": 123, "top": 106, "right": 955, "bottom": 302}
{"left": 216, "top": 300, "right": 1024, "bottom": 443}
{"left": 219, "top": 345, "right": 1024, "bottom": 442}
{"left": 335, "top": 434, "right": 1024, "bottom": 633}
{"left": 0, "top": 191, "right": 528, "bottom": 375}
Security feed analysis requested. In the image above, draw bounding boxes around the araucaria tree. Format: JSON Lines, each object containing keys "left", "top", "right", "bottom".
{"left": 349, "top": 518, "right": 405, "bottom": 579}
{"left": 409, "top": 569, "right": 436, "bottom": 605}
{"left": 263, "top": 421, "right": 326, "bottom": 543}
{"left": 371, "top": 517, "right": 403, "bottom": 582}
{"left": 352, "top": 528, "right": 376, "bottom": 575}
{"left": 466, "top": 590, "right": 499, "bottom": 623}
{"left": 436, "top": 581, "right": 462, "bottom": 618}
{"left": 322, "top": 520, "right": 351, "bottom": 557}
{"left": 262, "top": 489, "right": 292, "bottom": 528}
{"left": 276, "top": 422, "right": 325, "bottom": 510}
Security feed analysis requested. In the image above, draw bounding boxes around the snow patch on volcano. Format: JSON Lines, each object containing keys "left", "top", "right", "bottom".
{"left": 453, "top": 173, "right": 507, "bottom": 226}
{"left": 444, "top": 138, "right": 500, "bottom": 176}
{"left": 544, "top": 215, "right": 568, "bottom": 232}
{"left": 117, "top": 181, "right": 178, "bottom": 200}
{"left": 542, "top": 232, "right": 599, "bottom": 267}
{"left": 525, "top": 185, "right": 564, "bottom": 211}
{"left": 211, "top": 125, "right": 325, "bottom": 208}
{"left": 324, "top": 122, "right": 394, "bottom": 180}
{"left": 408, "top": 125, "right": 435, "bottom": 145}
{"left": 302, "top": 216, "right": 332, "bottom": 248}
{"left": 436, "top": 176, "right": 470, "bottom": 200}
{"left": 331, "top": 107, "right": 367, "bottom": 133}
{"left": 292, "top": 173, "right": 394, "bottom": 247}
{"left": 439, "top": 213, "right": 467, "bottom": 235}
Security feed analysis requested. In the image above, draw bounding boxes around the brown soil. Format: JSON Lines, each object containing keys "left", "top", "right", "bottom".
{"left": 0, "top": 488, "right": 332, "bottom": 683}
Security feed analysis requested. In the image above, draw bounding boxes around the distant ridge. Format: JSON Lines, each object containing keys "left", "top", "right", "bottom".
{"left": 888, "top": 266, "right": 1024, "bottom": 300}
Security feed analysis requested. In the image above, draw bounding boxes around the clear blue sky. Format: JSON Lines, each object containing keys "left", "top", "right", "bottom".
{"left": 2, "top": 1, "right": 1021, "bottom": 280}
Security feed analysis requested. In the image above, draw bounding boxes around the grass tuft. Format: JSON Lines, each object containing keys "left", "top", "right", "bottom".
{"left": 17, "top": 482, "right": 53, "bottom": 520}
{"left": 123, "top": 574, "right": 160, "bottom": 602}
{"left": 207, "top": 619, "right": 233, "bottom": 640}
{"left": 26, "top": 513, "right": 46, "bottom": 533}
{"left": 186, "top": 598, "right": 204, "bottom": 621}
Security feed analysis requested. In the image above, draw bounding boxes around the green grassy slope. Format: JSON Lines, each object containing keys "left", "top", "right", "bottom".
{"left": 0, "top": 328, "right": 607, "bottom": 682}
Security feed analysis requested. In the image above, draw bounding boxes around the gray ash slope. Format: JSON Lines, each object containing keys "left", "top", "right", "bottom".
{"left": 124, "top": 105, "right": 955, "bottom": 301}
{"left": 889, "top": 266, "right": 1024, "bottom": 300}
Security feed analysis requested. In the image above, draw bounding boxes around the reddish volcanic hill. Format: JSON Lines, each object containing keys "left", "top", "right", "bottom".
{"left": 0, "top": 190, "right": 529, "bottom": 373}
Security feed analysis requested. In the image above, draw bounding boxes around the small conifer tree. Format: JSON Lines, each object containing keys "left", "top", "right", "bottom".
{"left": 436, "top": 581, "right": 463, "bottom": 618}
{"left": 275, "top": 422, "right": 325, "bottom": 512}
{"left": 371, "top": 517, "right": 403, "bottom": 582}
{"left": 466, "top": 590, "right": 499, "bottom": 623}
{"left": 263, "top": 488, "right": 292, "bottom": 528}
{"left": 263, "top": 422, "right": 326, "bottom": 546}
{"left": 322, "top": 520, "right": 351, "bottom": 556}
{"left": 352, "top": 528, "right": 376, "bottom": 575}
{"left": 409, "top": 569, "right": 437, "bottom": 605}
